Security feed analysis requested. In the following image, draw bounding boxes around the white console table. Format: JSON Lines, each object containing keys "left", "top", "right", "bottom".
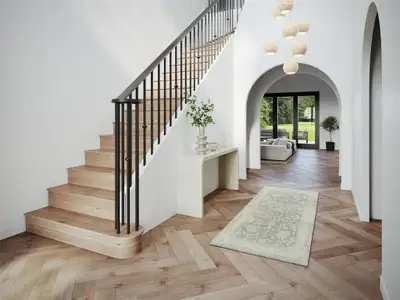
{"left": 177, "top": 147, "right": 239, "bottom": 218}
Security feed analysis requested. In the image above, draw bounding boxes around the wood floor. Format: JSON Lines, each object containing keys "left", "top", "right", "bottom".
{"left": 0, "top": 150, "right": 382, "bottom": 300}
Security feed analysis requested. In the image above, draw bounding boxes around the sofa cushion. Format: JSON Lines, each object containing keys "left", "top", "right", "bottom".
{"left": 278, "top": 139, "right": 288, "bottom": 146}
{"left": 272, "top": 138, "right": 280, "bottom": 145}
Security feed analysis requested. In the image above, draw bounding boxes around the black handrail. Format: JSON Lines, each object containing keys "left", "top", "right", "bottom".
{"left": 112, "top": 0, "right": 246, "bottom": 235}
{"left": 116, "top": 0, "right": 223, "bottom": 102}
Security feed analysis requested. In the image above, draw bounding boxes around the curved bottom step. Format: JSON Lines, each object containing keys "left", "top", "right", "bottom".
{"left": 25, "top": 207, "right": 143, "bottom": 259}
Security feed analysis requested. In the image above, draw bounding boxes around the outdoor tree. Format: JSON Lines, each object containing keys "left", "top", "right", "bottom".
{"left": 277, "top": 97, "right": 293, "bottom": 124}
{"left": 260, "top": 97, "right": 273, "bottom": 128}
{"left": 298, "top": 96, "right": 315, "bottom": 122}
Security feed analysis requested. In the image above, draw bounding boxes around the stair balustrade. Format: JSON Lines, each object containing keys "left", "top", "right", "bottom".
{"left": 112, "top": 0, "right": 246, "bottom": 234}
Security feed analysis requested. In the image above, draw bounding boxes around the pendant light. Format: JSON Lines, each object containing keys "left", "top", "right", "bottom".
{"left": 283, "top": 60, "right": 299, "bottom": 75}
{"left": 298, "top": 21, "right": 310, "bottom": 35}
{"left": 279, "top": 0, "right": 294, "bottom": 16}
{"left": 292, "top": 40, "right": 308, "bottom": 57}
{"left": 272, "top": 4, "right": 284, "bottom": 20}
{"left": 283, "top": 22, "right": 298, "bottom": 39}
{"left": 264, "top": 40, "right": 278, "bottom": 55}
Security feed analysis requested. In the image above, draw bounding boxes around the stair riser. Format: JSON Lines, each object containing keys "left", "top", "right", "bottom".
{"left": 144, "top": 89, "right": 189, "bottom": 99}
{"left": 100, "top": 136, "right": 153, "bottom": 151}
{"left": 26, "top": 216, "right": 141, "bottom": 259}
{"left": 48, "top": 190, "right": 114, "bottom": 220}
{"left": 171, "top": 61, "right": 211, "bottom": 71}
{"left": 85, "top": 151, "right": 143, "bottom": 169}
{"left": 114, "top": 122, "right": 168, "bottom": 135}
{"left": 153, "top": 80, "right": 199, "bottom": 90}
{"left": 163, "top": 71, "right": 203, "bottom": 81}
{"left": 68, "top": 168, "right": 115, "bottom": 191}
{"left": 123, "top": 110, "right": 168, "bottom": 121}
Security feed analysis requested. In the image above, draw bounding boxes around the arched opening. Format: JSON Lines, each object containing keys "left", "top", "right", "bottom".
{"left": 246, "top": 63, "right": 341, "bottom": 170}
{"left": 369, "top": 14, "right": 382, "bottom": 221}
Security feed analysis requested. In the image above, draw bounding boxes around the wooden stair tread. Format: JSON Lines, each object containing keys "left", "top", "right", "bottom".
{"left": 85, "top": 148, "right": 144, "bottom": 154}
{"left": 48, "top": 183, "right": 114, "bottom": 201}
{"left": 25, "top": 207, "right": 142, "bottom": 238}
{"left": 68, "top": 165, "right": 115, "bottom": 174}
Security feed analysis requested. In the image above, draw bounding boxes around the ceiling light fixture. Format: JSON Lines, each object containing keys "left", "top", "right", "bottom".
{"left": 272, "top": 4, "right": 284, "bottom": 20}
{"left": 297, "top": 21, "right": 310, "bottom": 35}
{"left": 264, "top": 40, "right": 278, "bottom": 55}
{"left": 292, "top": 40, "right": 308, "bottom": 56}
{"left": 279, "top": 0, "right": 294, "bottom": 16}
{"left": 283, "top": 22, "right": 298, "bottom": 39}
{"left": 283, "top": 59, "right": 299, "bottom": 75}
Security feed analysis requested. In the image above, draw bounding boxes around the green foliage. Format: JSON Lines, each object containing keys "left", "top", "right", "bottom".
{"left": 321, "top": 116, "right": 340, "bottom": 142}
{"left": 186, "top": 95, "right": 215, "bottom": 128}
{"left": 260, "top": 97, "right": 273, "bottom": 129}
{"left": 277, "top": 97, "right": 293, "bottom": 124}
{"left": 298, "top": 96, "right": 315, "bottom": 122}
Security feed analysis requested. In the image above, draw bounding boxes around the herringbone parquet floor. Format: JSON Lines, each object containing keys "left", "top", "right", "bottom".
{"left": 0, "top": 150, "right": 382, "bottom": 300}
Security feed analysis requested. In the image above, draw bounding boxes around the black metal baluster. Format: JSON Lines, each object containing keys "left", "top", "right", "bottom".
{"left": 150, "top": 72, "right": 154, "bottom": 154}
{"left": 213, "top": 5, "right": 216, "bottom": 61}
{"left": 180, "top": 40, "right": 183, "bottom": 110}
{"left": 208, "top": 12, "right": 211, "bottom": 71}
{"left": 189, "top": 31, "right": 192, "bottom": 95}
{"left": 126, "top": 94, "right": 132, "bottom": 234}
{"left": 231, "top": 0, "right": 234, "bottom": 31}
{"left": 134, "top": 87, "right": 140, "bottom": 232}
{"left": 142, "top": 81, "right": 147, "bottom": 166}
{"left": 193, "top": 26, "right": 196, "bottom": 91}
{"left": 163, "top": 58, "right": 167, "bottom": 134}
{"left": 121, "top": 102, "right": 125, "bottom": 226}
{"left": 197, "top": 22, "right": 200, "bottom": 85}
{"left": 185, "top": 35, "right": 188, "bottom": 102}
{"left": 174, "top": 46, "right": 178, "bottom": 118}
{"left": 169, "top": 52, "right": 172, "bottom": 126}
{"left": 157, "top": 64, "right": 161, "bottom": 143}
{"left": 236, "top": 0, "right": 239, "bottom": 26}
{"left": 219, "top": 2, "right": 222, "bottom": 53}
{"left": 114, "top": 101, "right": 120, "bottom": 233}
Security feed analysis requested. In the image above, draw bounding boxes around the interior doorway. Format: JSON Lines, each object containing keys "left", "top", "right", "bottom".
{"left": 369, "top": 15, "right": 382, "bottom": 221}
{"left": 261, "top": 92, "right": 320, "bottom": 149}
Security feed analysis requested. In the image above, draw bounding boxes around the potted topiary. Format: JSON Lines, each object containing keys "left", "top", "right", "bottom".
{"left": 321, "top": 116, "right": 339, "bottom": 151}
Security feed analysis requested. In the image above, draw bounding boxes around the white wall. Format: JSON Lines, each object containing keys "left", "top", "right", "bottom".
{"left": 0, "top": 0, "right": 208, "bottom": 240}
{"left": 267, "top": 74, "right": 340, "bottom": 150}
{"left": 370, "top": 16, "right": 382, "bottom": 221}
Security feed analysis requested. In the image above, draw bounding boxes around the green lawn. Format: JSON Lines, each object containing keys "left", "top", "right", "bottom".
{"left": 264, "top": 122, "right": 316, "bottom": 143}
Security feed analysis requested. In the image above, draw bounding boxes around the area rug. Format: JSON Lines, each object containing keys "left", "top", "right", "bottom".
{"left": 210, "top": 186, "right": 319, "bottom": 266}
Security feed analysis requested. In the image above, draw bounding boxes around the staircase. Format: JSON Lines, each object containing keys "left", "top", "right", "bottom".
{"left": 25, "top": 0, "right": 245, "bottom": 259}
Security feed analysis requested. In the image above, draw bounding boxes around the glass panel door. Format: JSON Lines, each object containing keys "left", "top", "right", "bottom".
{"left": 260, "top": 96, "right": 274, "bottom": 141}
{"left": 277, "top": 96, "right": 294, "bottom": 140}
{"left": 297, "top": 95, "right": 318, "bottom": 148}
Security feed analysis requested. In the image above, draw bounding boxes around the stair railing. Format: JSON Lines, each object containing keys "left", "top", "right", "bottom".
{"left": 112, "top": 0, "right": 246, "bottom": 234}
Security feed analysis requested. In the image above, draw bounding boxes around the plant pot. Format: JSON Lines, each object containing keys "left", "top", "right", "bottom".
{"left": 326, "top": 141, "right": 335, "bottom": 151}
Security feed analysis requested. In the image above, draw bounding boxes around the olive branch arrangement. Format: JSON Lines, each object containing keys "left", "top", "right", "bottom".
{"left": 185, "top": 95, "right": 215, "bottom": 128}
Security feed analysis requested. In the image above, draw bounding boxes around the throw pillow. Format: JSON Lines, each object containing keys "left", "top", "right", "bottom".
{"left": 272, "top": 139, "right": 280, "bottom": 145}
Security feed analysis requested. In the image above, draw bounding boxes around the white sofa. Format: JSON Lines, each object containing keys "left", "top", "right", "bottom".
{"left": 260, "top": 138, "right": 297, "bottom": 161}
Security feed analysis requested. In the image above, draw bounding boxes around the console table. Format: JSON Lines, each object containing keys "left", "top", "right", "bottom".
{"left": 177, "top": 147, "right": 239, "bottom": 218}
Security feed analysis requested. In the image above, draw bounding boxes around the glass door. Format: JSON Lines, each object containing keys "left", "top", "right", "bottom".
{"left": 277, "top": 96, "right": 294, "bottom": 140}
{"left": 297, "top": 94, "right": 319, "bottom": 148}
{"left": 260, "top": 96, "right": 274, "bottom": 141}
{"left": 262, "top": 92, "right": 320, "bottom": 149}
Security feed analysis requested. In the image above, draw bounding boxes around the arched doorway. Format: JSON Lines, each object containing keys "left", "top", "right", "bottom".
{"left": 246, "top": 63, "right": 341, "bottom": 170}
{"left": 369, "top": 13, "right": 382, "bottom": 220}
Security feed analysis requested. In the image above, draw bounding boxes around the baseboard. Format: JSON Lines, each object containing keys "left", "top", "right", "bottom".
{"left": 381, "top": 276, "right": 390, "bottom": 300}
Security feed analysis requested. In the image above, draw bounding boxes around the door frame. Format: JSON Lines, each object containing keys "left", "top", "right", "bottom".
{"left": 264, "top": 91, "right": 320, "bottom": 149}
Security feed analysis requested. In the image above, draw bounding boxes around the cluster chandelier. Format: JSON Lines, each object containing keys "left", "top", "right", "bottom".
{"left": 264, "top": 0, "right": 310, "bottom": 75}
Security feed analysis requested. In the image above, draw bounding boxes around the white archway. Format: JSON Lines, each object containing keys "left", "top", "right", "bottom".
{"left": 360, "top": 2, "right": 382, "bottom": 221}
{"left": 246, "top": 63, "right": 341, "bottom": 170}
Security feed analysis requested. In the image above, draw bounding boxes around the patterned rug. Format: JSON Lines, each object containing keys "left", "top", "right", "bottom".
{"left": 210, "top": 186, "right": 319, "bottom": 266}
